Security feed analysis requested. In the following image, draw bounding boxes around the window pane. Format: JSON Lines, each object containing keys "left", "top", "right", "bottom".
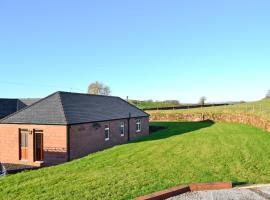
{"left": 105, "top": 125, "right": 109, "bottom": 140}
{"left": 25, "top": 133, "right": 28, "bottom": 147}
{"left": 120, "top": 122, "right": 124, "bottom": 135}
{"left": 136, "top": 119, "right": 141, "bottom": 132}
{"left": 21, "top": 133, "right": 25, "bottom": 147}
{"left": 105, "top": 130, "right": 109, "bottom": 139}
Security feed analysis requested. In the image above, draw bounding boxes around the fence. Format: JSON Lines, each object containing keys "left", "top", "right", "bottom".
{"left": 143, "top": 103, "right": 231, "bottom": 111}
{"left": 147, "top": 103, "right": 270, "bottom": 122}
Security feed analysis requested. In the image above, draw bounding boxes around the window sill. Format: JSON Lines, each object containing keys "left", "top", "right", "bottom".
{"left": 105, "top": 138, "right": 110, "bottom": 141}
{"left": 120, "top": 134, "right": 124, "bottom": 137}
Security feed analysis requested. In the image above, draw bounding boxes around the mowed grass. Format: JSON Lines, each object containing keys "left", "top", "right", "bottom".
{"left": 1, "top": 122, "right": 270, "bottom": 200}
{"left": 148, "top": 98, "right": 270, "bottom": 120}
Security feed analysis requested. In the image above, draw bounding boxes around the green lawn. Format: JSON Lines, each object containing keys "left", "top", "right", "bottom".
{"left": 1, "top": 122, "right": 270, "bottom": 200}
{"left": 148, "top": 98, "right": 270, "bottom": 121}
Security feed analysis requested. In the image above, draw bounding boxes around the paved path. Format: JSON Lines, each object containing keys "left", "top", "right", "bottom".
{"left": 167, "top": 185, "right": 270, "bottom": 200}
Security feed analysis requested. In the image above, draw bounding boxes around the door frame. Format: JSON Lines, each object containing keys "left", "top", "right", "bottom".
{"left": 19, "top": 128, "right": 29, "bottom": 160}
{"left": 34, "top": 129, "right": 44, "bottom": 161}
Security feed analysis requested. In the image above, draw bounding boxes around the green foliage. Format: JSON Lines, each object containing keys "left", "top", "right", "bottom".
{"left": 1, "top": 122, "right": 270, "bottom": 200}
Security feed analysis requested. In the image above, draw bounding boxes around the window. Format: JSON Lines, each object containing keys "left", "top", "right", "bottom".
{"left": 120, "top": 122, "right": 125, "bottom": 136}
{"left": 104, "top": 125, "right": 110, "bottom": 141}
{"left": 20, "top": 131, "right": 28, "bottom": 147}
{"left": 136, "top": 119, "right": 141, "bottom": 133}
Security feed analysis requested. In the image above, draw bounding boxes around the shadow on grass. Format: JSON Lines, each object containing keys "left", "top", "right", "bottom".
{"left": 131, "top": 120, "right": 215, "bottom": 143}
{"left": 233, "top": 181, "right": 249, "bottom": 186}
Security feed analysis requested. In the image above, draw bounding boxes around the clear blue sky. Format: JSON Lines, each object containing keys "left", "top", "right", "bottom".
{"left": 0, "top": 0, "right": 269, "bottom": 103}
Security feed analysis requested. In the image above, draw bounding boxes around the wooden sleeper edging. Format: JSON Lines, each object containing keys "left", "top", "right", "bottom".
{"left": 134, "top": 185, "right": 190, "bottom": 200}
{"left": 134, "top": 182, "right": 232, "bottom": 200}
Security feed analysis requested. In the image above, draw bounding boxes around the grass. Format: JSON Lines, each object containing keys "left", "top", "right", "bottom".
{"left": 148, "top": 98, "right": 270, "bottom": 121}
{"left": 1, "top": 121, "right": 270, "bottom": 199}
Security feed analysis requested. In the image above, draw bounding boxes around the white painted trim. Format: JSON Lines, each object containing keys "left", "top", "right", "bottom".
{"left": 136, "top": 119, "right": 142, "bottom": 133}
{"left": 104, "top": 124, "right": 110, "bottom": 141}
{"left": 120, "top": 122, "right": 125, "bottom": 136}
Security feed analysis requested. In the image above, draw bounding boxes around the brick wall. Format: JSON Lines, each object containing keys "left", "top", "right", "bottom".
{"left": 0, "top": 124, "right": 67, "bottom": 166}
{"left": 0, "top": 117, "right": 149, "bottom": 167}
{"left": 129, "top": 117, "right": 149, "bottom": 140}
{"left": 69, "top": 117, "right": 149, "bottom": 160}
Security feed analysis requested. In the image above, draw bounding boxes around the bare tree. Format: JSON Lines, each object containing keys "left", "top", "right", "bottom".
{"left": 266, "top": 90, "right": 270, "bottom": 98}
{"left": 199, "top": 96, "right": 207, "bottom": 106}
{"left": 88, "top": 81, "right": 111, "bottom": 96}
{"left": 102, "top": 86, "right": 111, "bottom": 96}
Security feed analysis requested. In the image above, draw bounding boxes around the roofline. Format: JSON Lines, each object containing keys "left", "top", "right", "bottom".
{"left": 57, "top": 91, "right": 122, "bottom": 99}
{"left": 0, "top": 98, "right": 19, "bottom": 100}
{"left": 0, "top": 115, "right": 150, "bottom": 126}
{"left": 0, "top": 91, "right": 150, "bottom": 124}
{"left": 0, "top": 92, "right": 59, "bottom": 123}
{"left": 0, "top": 98, "right": 40, "bottom": 100}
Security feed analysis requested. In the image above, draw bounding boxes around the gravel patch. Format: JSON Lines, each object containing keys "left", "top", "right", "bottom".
{"left": 167, "top": 187, "right": 270, "bottom": 200}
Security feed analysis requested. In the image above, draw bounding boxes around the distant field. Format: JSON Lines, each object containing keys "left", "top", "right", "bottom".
{"left": 1, "top": 122, "right": 270, "bottom": 200}
{"left": 129, "top": 100, "right": 181, "bottom": 109}
{"left": 147, "top": 98, "right": 270, "bottom": 121}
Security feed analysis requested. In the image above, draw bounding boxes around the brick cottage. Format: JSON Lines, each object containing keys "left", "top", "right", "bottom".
{"left": 0, "top": 92, "right": 149, "bottom": 167}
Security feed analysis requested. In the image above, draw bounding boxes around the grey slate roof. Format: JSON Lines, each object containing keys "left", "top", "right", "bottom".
{"left": 0, "top": 99, "right": 19, "bottom": 119}
{"left": 0, "top": 98, "right": 40, "bottom": 119}
{"left": 0, "top": 92, "right": 149, "bottom": 125}
{"left": 19, "top": 98, "right": 41, "bottom": 106}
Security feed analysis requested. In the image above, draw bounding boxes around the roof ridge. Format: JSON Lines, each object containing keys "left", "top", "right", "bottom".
{"left": 19, "top": 98, "right": 40, "bottom": 100}
{"left": 57, "top": 91, "right": 120, "bottom": 99}
{"left": 0, "top": 92, "right": 59, "bottom": 123}
{"left": 57, "top": 92, "right": 68, "bottom": 125}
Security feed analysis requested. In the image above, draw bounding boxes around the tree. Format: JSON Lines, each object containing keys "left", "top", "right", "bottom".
{"left": 266, "top": 90, "right": 270, "bottom": 98}
{"left": 199, "top": 96, "right": 207, "bottom": 106}
{"left": 88, "top": 81, "right": 111, "bottom": 96}
{"left": 164, "top": 100, "right": 180, "bottom": 105}
{"left": 102, "top": 86, "right": 111, "bottom": 96}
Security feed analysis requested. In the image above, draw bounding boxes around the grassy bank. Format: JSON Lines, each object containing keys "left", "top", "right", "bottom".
{"left": 147, "top": 98, "right": 270, "bottom": 121}
{"left": 1, "top": 122, "right": 270, "bottom": 199}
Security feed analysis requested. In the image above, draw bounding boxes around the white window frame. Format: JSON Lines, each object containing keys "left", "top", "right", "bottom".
{"left": 120, "top": 122, "right": 125, "bottom": 136}
{"left": 104, "top": 124, "right": 110, "bottom": 141}
{"left": 136, "top": 119, "right": 142, "bottom": 133}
